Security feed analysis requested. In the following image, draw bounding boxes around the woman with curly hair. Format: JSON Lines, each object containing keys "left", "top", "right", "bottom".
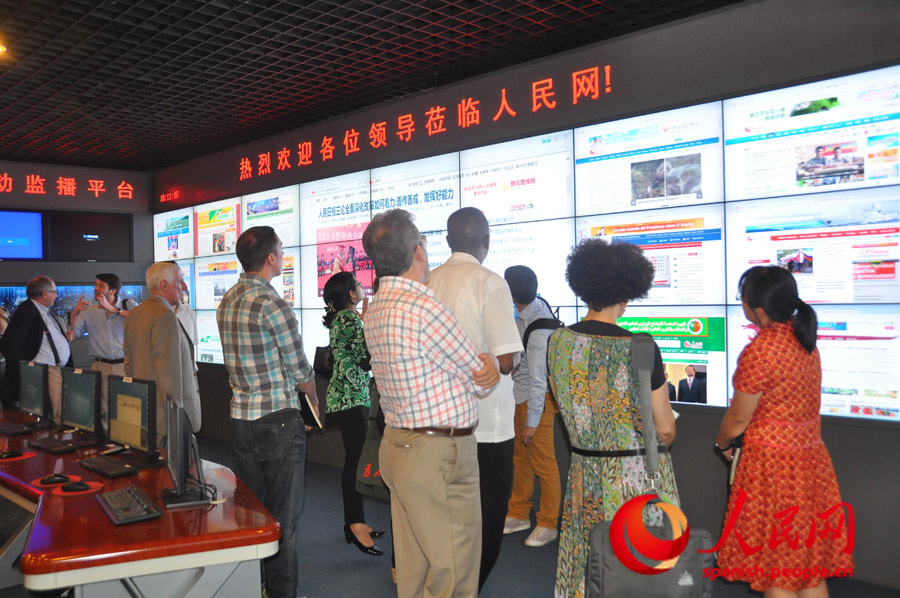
{"left": 322, "top": 271, "right": 384, "bottom": 556}
{"left": 548, "top": 238, "right": 679, "bottom": 598}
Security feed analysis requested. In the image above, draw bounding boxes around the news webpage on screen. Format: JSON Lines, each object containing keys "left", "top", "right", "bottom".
{"left": 242, "top": 186, "right": 301, "bottom": 248}
{"left": 577, "top": 202, "right": 726, "bottom": 305}
{"left": 724, "top": 64, "right": 900, "bottom": 201}
{"left": 574, "top": 102, "right": 724, "bottom": 216}
{"left": 194, "top": 255, "right": 241, "bottom": 310}
{"left": 195, "top": 310, "right": 223, "bottom": 365}
{"left": 194, "top": 198, "right": 241, "bottom": 258}
{"left": 154, "top": 207, "right": 193, "bottom": 261}
{"left": 461, "top": 131, "right": 574, "bottom": 225}
{"left": 727, "top": 304, "right": 899, "bottom": 421}
{"left": 618, "top": 305, "right": 727, "bottom": 406}
{"left": 371, "top": 153, "right": 461, "bottom": 233}
{"left": 725, "top": 188, "right": 900, "bottom": 305}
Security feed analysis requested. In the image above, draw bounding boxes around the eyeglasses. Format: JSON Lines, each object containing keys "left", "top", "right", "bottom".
{"left": 46, "top": 289, "right": 58, "bottom": 295}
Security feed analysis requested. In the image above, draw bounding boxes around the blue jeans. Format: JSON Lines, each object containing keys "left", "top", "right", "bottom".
{"left": 232, "top": 408, "right": 306, "bottom": 598}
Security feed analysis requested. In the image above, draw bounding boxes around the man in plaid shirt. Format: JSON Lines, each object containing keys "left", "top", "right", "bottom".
{"left": 217, "top": 226, "right": 318, "bottom": 598}
{"left": 362, "top": 209, "right": 499, "bottom": 598}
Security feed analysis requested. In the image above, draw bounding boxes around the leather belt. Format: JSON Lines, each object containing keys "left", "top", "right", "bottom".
{"left": 95, "top": 358, "right": 124, "bottom": 364}
{"left": 572, "top": 445, "right": 668, "bottom": 458}
{"left": 408, "top": 426, "right": 475, "bottom": 437}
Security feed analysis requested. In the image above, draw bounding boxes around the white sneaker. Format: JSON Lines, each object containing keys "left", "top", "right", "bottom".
{"left": 524, "top": 526, "right": 558, "bottom": 547}
{"left": 503, "top": 517, "right": 530, "bottom": 535}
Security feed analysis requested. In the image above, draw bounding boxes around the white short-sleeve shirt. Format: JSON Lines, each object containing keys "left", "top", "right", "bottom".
{"left": 427, "top": 252, "right": 523, "bottom": 443}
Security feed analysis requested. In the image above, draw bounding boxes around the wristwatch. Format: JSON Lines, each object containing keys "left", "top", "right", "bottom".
{"left": 116, "top": 308, "right": 122, "bottom": 315}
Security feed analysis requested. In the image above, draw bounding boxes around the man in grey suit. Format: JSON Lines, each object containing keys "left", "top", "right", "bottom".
{"left": 124, "top": 262, "right": 201, "bottom": 439}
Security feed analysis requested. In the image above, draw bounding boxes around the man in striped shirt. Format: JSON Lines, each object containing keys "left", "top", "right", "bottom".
{"left": 362, "top": 209, "right": 499, "bottom": 598}
{"left": 217, "top": 226, "right": 318, "bottom": 598}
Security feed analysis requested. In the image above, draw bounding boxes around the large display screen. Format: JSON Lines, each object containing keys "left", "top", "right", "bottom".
{"left": 242, "top": 186, "right": 300, "bottom": 247}
{"left": 371, "top": 153, "right": 460, "bottom": 233}
{"left": 725, "top": 188, "right": 899, "bottom": 305}
{"left": 194, "top": 197, "right": 241, "bottom": 258}
{"left": 575, "top": 102, "right": 724, "bottom": 216}
{"left": 196, "top": 310, "right": 223, "bottom": 365}
{"left": 46, "top": 212, "right": 132, "bottom": 262}
{"left": 461, "top": 130, "right": 574, "bottom": 225}
{"left": 724, "top": 64, "right": 900, "bottom": 201}
{"left": 158, "top": 64, "right": 900, "bottom": 423}
{"left": 0, "top": 210, "right": 43, "bottom": 260}
{"left": 194, "top": 254, "right": 241, "bottom": 310}
{"left": 153, "top": 207, "right": 194, "bottom": 261}
{"left": 727, "top": 304, "right": 899, "bottom": 421}
{"left": 577, "top": 203, "right": 726, "bottom": 305}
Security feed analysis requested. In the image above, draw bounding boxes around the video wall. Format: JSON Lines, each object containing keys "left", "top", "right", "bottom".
{"left": 154, "top": 65, "right": 900, "bottom": 422}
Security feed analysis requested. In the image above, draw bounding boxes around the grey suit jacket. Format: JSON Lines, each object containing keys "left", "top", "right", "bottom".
{"left": 123, "top": 294, "right": 201, "bottom": 438}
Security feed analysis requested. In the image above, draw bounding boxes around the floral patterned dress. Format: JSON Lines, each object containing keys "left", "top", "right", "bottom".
{"left": 548, "top": 323, "right": 680, "bottom": 598}
{"left": 717, "top": 321, "right": 853, "bottom": 591}
{"left": 325, "top": 310, "right": 370, "bottom": 413}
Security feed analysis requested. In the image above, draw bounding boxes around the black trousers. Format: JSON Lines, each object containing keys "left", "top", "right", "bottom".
{"left": 477, "top": 438, "right": 515, "bottom": 591}
{"left": 336, "top": 404, "right": 368, "bottom": 524}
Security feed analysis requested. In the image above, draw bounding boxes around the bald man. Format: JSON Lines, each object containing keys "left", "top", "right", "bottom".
{"left": 427, "top": 207, "right": 523, "bottom": 590}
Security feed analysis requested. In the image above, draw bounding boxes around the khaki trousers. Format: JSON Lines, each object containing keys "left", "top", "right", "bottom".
{"left": 506, "top": 395, "right": 561, "bottom": 529}
{"left": 380, "top": 426, "right": 482, "bottom": 598}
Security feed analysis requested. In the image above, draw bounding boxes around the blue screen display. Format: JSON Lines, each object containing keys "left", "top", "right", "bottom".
{"left": 0, "top": 211, "right": 43, "bottom": 259}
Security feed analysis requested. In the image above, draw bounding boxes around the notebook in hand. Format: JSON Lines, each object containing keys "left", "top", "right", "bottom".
{"left": 298, "top": 392, "right": 322, "bottom": 429}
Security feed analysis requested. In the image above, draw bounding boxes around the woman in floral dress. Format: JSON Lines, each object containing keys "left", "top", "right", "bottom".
{"left": 714, "top": 266, "right": 853, "bottom": 596}
{"left": 548, "top": 239, "right": 679, "bottom": 598}
{"left": 323, "top": 272, "right": 383, "bottom": 556}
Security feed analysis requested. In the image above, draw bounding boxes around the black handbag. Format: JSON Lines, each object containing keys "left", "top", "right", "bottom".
{"left": 585, "top": 333, "right": 715, "bottom": 598}
{"left": 313, "top": 345, "right": 333, "bottom": 377}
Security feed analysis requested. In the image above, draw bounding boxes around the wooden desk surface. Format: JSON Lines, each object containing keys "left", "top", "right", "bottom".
{"left": 0, "top": 411, "right": 280, "bottom": 582}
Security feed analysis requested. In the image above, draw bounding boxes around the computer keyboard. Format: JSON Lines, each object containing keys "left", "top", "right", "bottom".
{"left": 79, "top": 455, "right": 138, "bottom": 478}
{"left": 97, "top": 486, "right": 163, "bottom": 525}
{"left": 0, "top": 422, "right": 31, "bottom": 436}
{"left": 28, "top": 437, "right": 76, "bottom": 454}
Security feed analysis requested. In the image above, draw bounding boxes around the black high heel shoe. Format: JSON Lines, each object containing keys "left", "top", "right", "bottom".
{"left": 369, "top": 529, "right": 385, "bottom": 538}
{"left": 344, "top": 524, "right": 384, "bottom": 556}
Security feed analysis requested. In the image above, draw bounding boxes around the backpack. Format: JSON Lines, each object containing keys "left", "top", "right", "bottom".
{"left": 522, "top": 296, "right": 565, "bottom": 350}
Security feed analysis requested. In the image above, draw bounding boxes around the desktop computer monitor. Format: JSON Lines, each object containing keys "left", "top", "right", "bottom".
{"left": 61, "top": 368, "right": 102, "bottom": 437}
{"left": 162, "top": 395, "right": 210, "bottom": 509}
{"left": 106, "top": 375, "right": 156, "bottom": 455}
{"left": 19, "top": 361, "right": 52, "bottom": 425}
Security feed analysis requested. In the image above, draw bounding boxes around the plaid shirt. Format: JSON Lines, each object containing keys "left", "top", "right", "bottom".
{"left": 217, "top": 273, "right": 313, "bottom": 420}
{"left": 363, "top": 276, "right": 484, "bottom": 428}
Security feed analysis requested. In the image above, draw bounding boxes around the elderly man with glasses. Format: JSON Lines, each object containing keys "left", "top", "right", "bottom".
{"left": 0, "top": 276, "right": 71, "bottom": 416}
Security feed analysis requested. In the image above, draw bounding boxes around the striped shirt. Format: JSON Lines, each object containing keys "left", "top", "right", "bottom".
{"left": 363, "top": 276, "right": 484, "bottom": 429}
{"left": 217, "top": 273, "right": 313, "bottom": 421}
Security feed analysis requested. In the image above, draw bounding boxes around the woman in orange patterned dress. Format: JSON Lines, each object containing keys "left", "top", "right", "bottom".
{"left": 714, "top": 266, "right": 853, "bottom": 597}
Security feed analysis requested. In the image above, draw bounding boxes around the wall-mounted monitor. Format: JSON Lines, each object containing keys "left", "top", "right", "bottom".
{"left": 619, "top": 305, "right": 728, "bottom": 406}
{"left": 725, "top": 188, "right": 899, "bottom": 305}
{"left": 577, "top": 203, "right": 727, "bottom": 305}
{"left": 194, "top": 197, "right": 241, "bottom": 258}
{"left": 0, "top": 210, "right": 43, "bottom": 260}
{"left": 461, "top": 130, "right": 574, "bottom": 225}
{"left": 46, "top": 211, "right": 132, "bottom": 262}
{"left": 195, "top": 310, "right": 223, "bottom": 365}
{"left": 724, "top": 64, "right": 900, "bottom": 202}
{"left": 153, "top": 207, "right": 194, "bottom": 261}
{"left": 371, "top": 153, "right": 461, "bottom": 233}
{"left": 575, "top": 102, "right": 724, "bottom": 216}
{"left": 194, "top": 254, "right": 241, "bottom": 310}
{"left": 727, "top": 304, "right": 899, "bottom": 421}
{"left": 269, "top": 246, "right": 301, "bottom": 308}
{"left": 299, "top": 170, "right": 371, "bottom": 247}
{"left": 242, "top": 185, "right": 300, "bottom": 248}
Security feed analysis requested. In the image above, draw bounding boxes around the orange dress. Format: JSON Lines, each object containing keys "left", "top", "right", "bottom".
{"left": 717, "top": 321, "right": 853, "bottom": 591}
